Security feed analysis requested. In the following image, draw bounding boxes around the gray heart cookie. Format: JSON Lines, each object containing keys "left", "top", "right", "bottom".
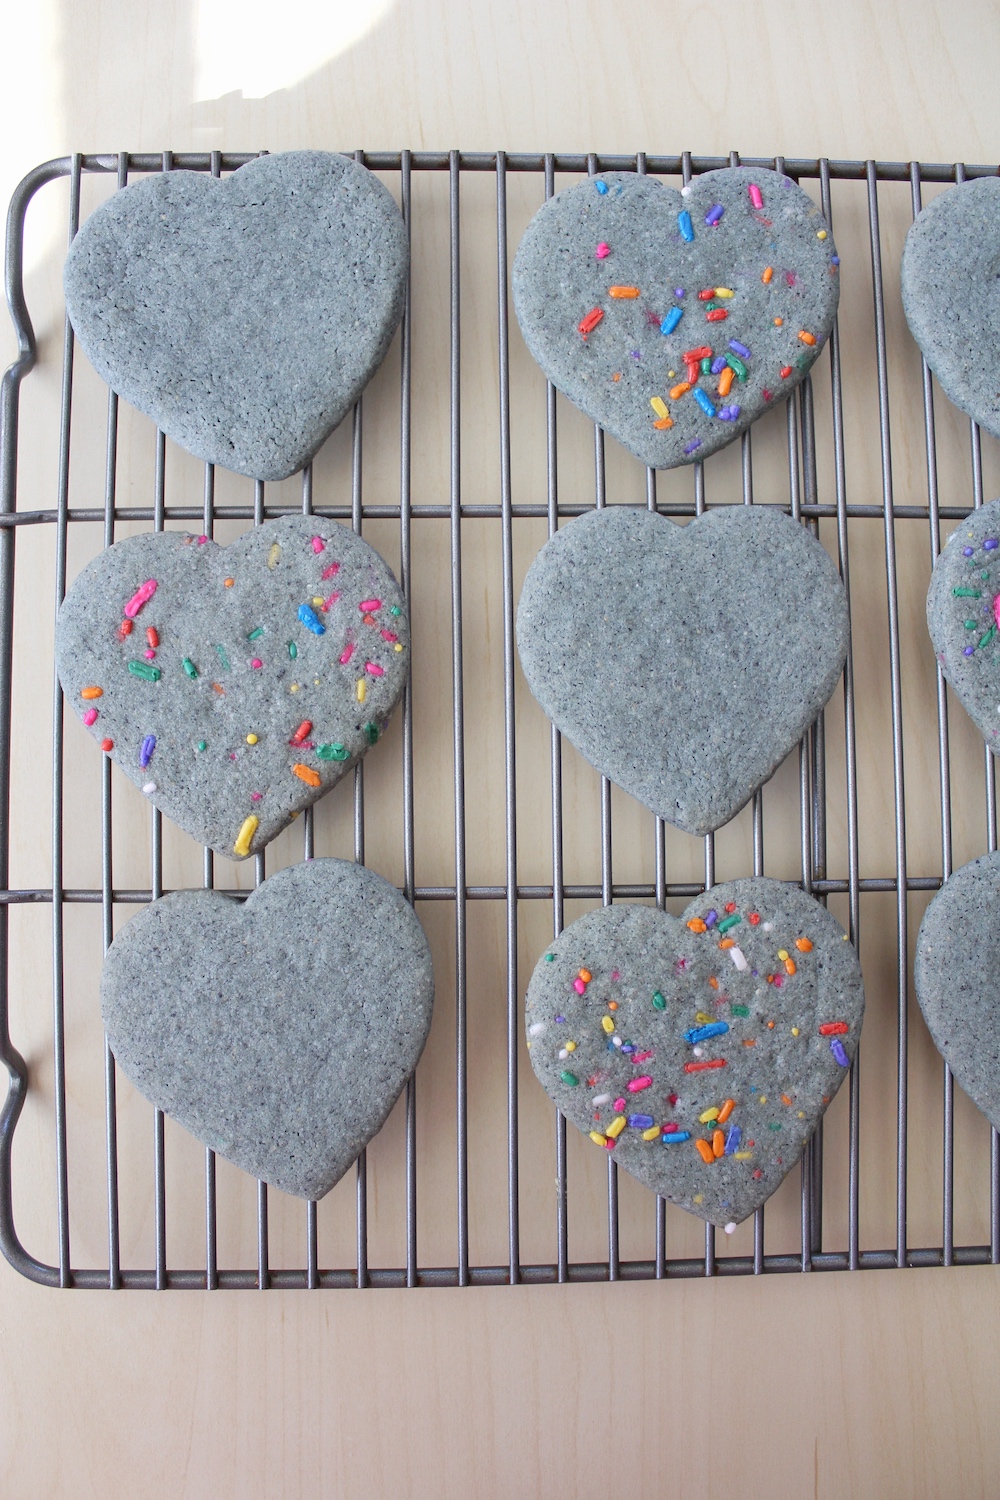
{"left": 56, "top": 515, "right": 408, "bottom": 860}
{"left": 526, "top": 879, "right": 864, "bottom": 1228}
{"left": 516, "top": 504, "right": 849, "bottom": 836}
{"left": 63, "top": 151, "right": 408, "bottom": 480}
{"left": 101, "top": 859, "right": 434, "bottom": 1199}
{"left": 902, "top": 177, "right": 1000, "bottom": 439}
{"left": 915, "top": 853, "right": 1000, "bottom": 1133}
{"left": 512, "top": 166, "right": 839, "bottom": 469}
{"left": 926, "top": 497, "right": 1000, "bottom": 752}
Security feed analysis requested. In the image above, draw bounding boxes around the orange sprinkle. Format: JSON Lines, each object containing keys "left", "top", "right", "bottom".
{"left": 798, "top": 330, "right": 817, "bottom": 346}
{"left": 80, "top": 686, "right": 103, "bottom": 700}
{"left": 795, "top": 938, "right": 813, "bottom": 952}
{"left": 612, "top": 372, "right": 622, "bottom": 382}
{"left": 718, "top": 937, "right": 735, "bottom": 950}
{"left": 609, "top": 285, "right": 640, "bottom": 298}
{"left": 117, "top": 620, "right": 133, "bottom": 640}
{"left": 292, "top": 763, "right": 321, "bottom": 788}
{"left": 224, "top": 577, "right": 235, "bottom": 588}
{"left": 708, "top": 977, "right": 719, "bottom": 990}
{"left": 712, "top": 1129, "right": 725, "bottom": 1158}
{"left": 773, "top": 316, "right": 783, "bottom": 326}
{"left": 145, "top": 627, "right": 159, "bottom": 649}
{"left": 718, "top": 1098, "right": 735, "bottom": 1123}
{"left": 578, "top": 968, "right": 592, "bottom": 983}
{"left": 608, "top": 1000, "right": 618, "bottom": 1011}
{"left": 767, "top": 1020, "right": 775, "bottom": 1028}
{"left": 743, "top": 1039, "right": 756, "bottom": 1047}
{"left": 762, "top": 266, "right": 774, "bottom": 284}
{"left": 211, "top": 682, "right": 225, "bottom": 695}
{"left": 670, "top": 381, "right": 692, "bottom": 400}
{"left": 781, "top": 1094, "right": 793, "bottom": 1106}
{"left": 784, "top": 958, "right": 797, "bottom": 976}
{"left": 717, "top": 366, "right": 734, "bottom": 399}
{"left": 695, "top": 1138, "right": 715, "bottom": 1165}
{"left": 687, "top": 918, "right": 707, "bottom": 933}
{"left": 653, "top": 416, "right": 673, "bottom": 430}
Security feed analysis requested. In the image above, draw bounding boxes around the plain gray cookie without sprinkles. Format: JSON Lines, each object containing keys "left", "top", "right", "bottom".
{"left": 101, "top": 859, "right": 434, "bottom": 1201}
{"left": 512, "top": 166, "right": 840, "bottom": 469}
{"left": 525, "top": 879, "right": 864, "bottom": 1229}
{"left": 516, "top": 504, "right": 850, "bottom": 837}
{"left": 915, "top": 853, "right": 1000, "bottom": 1136}
{"left": 63, "top": 151, "right": 408, "bottom": 480}
{"left": 902, "top": 177, "right": 1000, "bottom": 441}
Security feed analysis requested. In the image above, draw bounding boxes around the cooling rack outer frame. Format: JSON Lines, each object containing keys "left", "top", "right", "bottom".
{"left": 3, "top": 149, "right": 1000, "bottom": 1290}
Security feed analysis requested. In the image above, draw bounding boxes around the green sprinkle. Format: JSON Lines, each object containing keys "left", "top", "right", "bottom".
{"left": 246, "top": 627, "right": 264, "bottom": 642}
{"left": 316, "top": 743, "right": 350, "bottom": 761}
{"left": 559, "top": 1071, "right": 579, "bottom": 1086}
{"left": 288, "top": 641, "right": 298, "bottom": 660}
{"left": 795, "top": 352, "right": 811, "bottom": 370}
{"left": 717, "top": 912, "right": 742, "bottom": 934}
{"left": 196, "top": 740, "right": 207, "bottom": 752}
{"left": 700, "top": 356, "right": 712, "bottom": 376}
{"left": 127, "top": 661, "right": 161, "bottom": 682}
{"left": 182, "top": 657, "right": 198, "bottom": 678}
{"left": 725, "top": 352, "right": 748, "bottom": 381}
{"left": 544, "top": 954, "right": 556, "bottom": 962}
{"left": 984, "top": 571, "right": 991, "bottom": 580}
{"left": 965, "top": 620, "right": 978, "bottom": 629}
{"left": 980, "top": 625, "right": 997, "bottom": 651}
{"left": 389, "top": 605, "right": 402, "bottom": 616}
{"left": 364, "top": 721, "right": 380, "bottom": 746}
{"left": 731, "top": 1004, "right": 750, "bottom": 1017}
{"left": 652, "top": 990, "right": 666, "bottom": 1010}
{"left": 952, "top": 587, "right": 981, "bottom": 597}
{"left": 768, "top": 1122, "right": 782, "bottom": 1131}
{"left": 215, "top": 644, "right": 230, "bottom": 670}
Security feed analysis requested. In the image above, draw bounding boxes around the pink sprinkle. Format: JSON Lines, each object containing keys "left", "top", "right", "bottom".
{"left": 573, "top": 977, "right": 586, "bottom": 994}
{"left": 381, "top": 629, "right": 398, "bottom": 642}
{"left": 785, "top": 271, "right": 797, "bottom": 287}
{"left": 610, "top": 970, "right": 620, "bottom": 981}
{"left": 663, "top": 1122, "right": 678, "bottom": 1133}
{"left": 339, "top": 643, "right": 355, "bottom": 665}
{"left": 323, "top": 592, "right": 340, "bottom": 610}
{"left": 628, "top": 1076, "right": 652, "bottom": 1093}
{"left": 123, "top": 579, "right": 157, "bottom": 619}
{"left": 251, "top": 791, "right": 262, "bottom": 801}
{"left": 229, "top": 752, "right": 237, "bottom": 761}
{"left": 359, "top": 598, "right": 382, "bottom": 613}
{"left": 321, "top": 562, "right": 340, "bottom": 579}
{"left": 251, "top": 657, "right": 263, "bottom": 669}
{"left": 748, "top": 183, "right": 763, "bottom": 210}
{"left": 83, "top": 708, "right": 98, "bottom": 726}
{"left": 773, "top": 974, "right": 784, "bottom": 988}
{"left": 993, "top": 593, "right": 1000, "bottom": 630}
{"left": 365, "top": 661, "right": 385, "bottom": 677}
{"left": 632, "top": 1050, "right": 653, "bottom": 1063}
{"left": 762, "top": 388, "right": 773, "bottom": 401}
{"left": 595, "top": 242, "right": 610, "bottom": 259}
{"left": 143, "top": 649, "right": 156, "bottom": 660}
{"left": 613, "top": 1098, "right": 626, "bottom": 1112}
{"left": 311, "top": 536, "right": 325, "bottom": 554}
{"left": 197, "top": 535, "right": 208, "bottom": 545}
{"left": 604, "top": 1140, "right": 616, "bottom": 1150}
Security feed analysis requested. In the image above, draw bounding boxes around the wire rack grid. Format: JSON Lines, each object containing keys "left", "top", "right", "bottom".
{"left": 2, "top": 148, "right": 1000, "bottom": 1290}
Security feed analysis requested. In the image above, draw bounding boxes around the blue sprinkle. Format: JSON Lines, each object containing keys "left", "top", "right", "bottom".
{"left": 724, "top": 1125, "right": 742, "bottom": 1155}
{"left": 298, "top": 602, "right": 325, "bottom": 635}
{"left": 683, "top": 1021, "right": 730, "bottom": 1045}
{"left": 678, "top": 210, "right": 694, "bottom": 242}
{"left": 704, "top": 203, "right": 724, "bottom": 226}
{"left": 692, "top": 388, "right": 716, "bottom": 418}
{"left": 705, "top": 909, "right": 718, "bottom": 927}
{"left": 139, "top": 734, "right": 156, "bottom": 768}
{"left": 831, "top": 1038, "right": 850, "bottom": 1067}
{"left": 660, "top": 306, "right": 683, "bottom": 336}
{"left": 985, "top": 538, "right": 999, "bottom": 551}
{"left": 594, "top": 180, "right": 608, "bottom": 195}
{"left": 662, "top": 1130, "right": 691, "bottom": 1145}
{"left": 710, "top": 356, "right": 727, "bottom": 375}
{"left": 628, "top": 1114, "right": 654, "bottom": 1129}
{"left": 728, "top": 339, "right": 751, "bottom": 359}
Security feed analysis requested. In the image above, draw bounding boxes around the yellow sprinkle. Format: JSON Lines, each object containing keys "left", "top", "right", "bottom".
{"left": 233, "top": 814, "right": 259, "bottom": 857}
{"left": 777, "top": 949, "right": 789, "bottom": 961}
{"left": 693, "top": 1194, "right": 704, "bottom": 1205}
{"left": 290, "top": 683, "right": 300, "bottom": 693}
{"left": 601, "top": 1015, "right": 615, "bottom": 1034}
{"left": 642, "top": 1126, "right": 661, "bottom": 1141}
{"left": 312, "top": 596, "right": 324, "bottom": 607}
{"left": 817, "top": 229, "right": 827, "bottom": 240}
{"left": 791, "top": 1027, "right": 800, "bottom": 1037}
{"left": 606, "top": 1115, "right": 626, "bottom": 1139}
{"left": 733, "top": 1152, "right": 752, "bottom": 1160}
{"left": 356, "top": 678, "right": 367, "bottom": 703}
{"left": 650, "top": 396, "right": 670, "bottom": 420}
{"left": 695, "top": 1012, "right": 714, "bottom": 1024}
{"left": 565, "top": 1040, "right": 576, "bottom": 1052}
{"left": 246, "top": 733, "right": 258, "bottom": 745}
{"left": 668, "top": 369, "right": 676, "bottom": 379}
{"left": 267, "top": 543, "right": 281, "bottom": 570}
{"left": 394, "top": 643, "right": 404, "bottom": 652}
{"left": 699, "top": 1106, "right": 721, "bottom": 1124}
{"left": 798, "top": 1111, "right": 805, "bottom": 1118}
{"left": 714, "top": 287, "right": 734, "bottom": 298}
{"left": 759, "top": 1095, "right": 768, "bottom": 1104}
{"left": 590, "top": 1131, "right": 608, "bottom": 1147}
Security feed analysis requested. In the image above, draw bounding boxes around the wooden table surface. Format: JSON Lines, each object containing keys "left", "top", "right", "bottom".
{"left": 3, "top": 1, "right": 1000, "bottom": 1495}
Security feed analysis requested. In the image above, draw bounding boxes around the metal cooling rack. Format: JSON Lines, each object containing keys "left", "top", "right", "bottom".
{"left": 2, "top": 149, "right": 1000, "bottom": 1289}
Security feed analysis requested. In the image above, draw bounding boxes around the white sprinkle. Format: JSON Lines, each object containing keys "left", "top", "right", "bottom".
{"left": 681, "top": 183, "right": 693, "bottom": 196}
{"left": 728, "top": 945, "right": 749, "bottom": 971}
{"left": 693, "top": 1045, "right": 704, "bottom": 1058}
{"left": 612, "top": 1035, "right": 623, "bottom": 1048}
{"left": 142, "top": 782, "right": 157, "bottom": 795}
{"left": 592, "top": 1093, "right": 611, "bottom": 1105}
{"left": 558, "top": 1047, "right": 569, "bottom": 1060}
{"left": 763, "top": 922, "right": 774, "bottom": 932}
{"left": 528, "top": 1022, "right": 546, "bottom": 1037}
{"left": 724, "top": 1221, "right": 737, "bottom": 1235}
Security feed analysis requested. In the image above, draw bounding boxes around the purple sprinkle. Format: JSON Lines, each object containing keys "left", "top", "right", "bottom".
{"left": 964, "top": 547, "right": 975, "bottom": 556}
{"left": 831, "top": 1038, "right": 850, "bottom": 1067}
{"left": 704, "top": 909, "right": 718, "bottom": 927}
{"left": 965, "top": 645, "right": 976, "bottom": 656}
{"left": 631, "top": 350, "right": 641, "bottom": 360}
{"left": 628, "top": 1114, "right": 655, "bottom": 1129}
{"left": 728, "top": 404, "right": 741, "bottom": 419}
{"left": 620, "top": 1043, "right": 636, "bottom": 1055}
{"left": 139, "top": 734, "right": 156, "bottom": 768}
{"left": 705, "top": 203, "right": 724, "bottom": 226}
{"left": 717, "top": 407, "right": 734, "bottom": 421}
{"left": 684, "top": 439, "right": 702, "bottom": 454}
{"left": 728, "top": 339, "right": 751, "bottom": 359}
{"left": 751, "top": 970, "right": 759, "bottom": 977}
{"left": 710, "top": 356, "right": 727, "bottom": 375}
{"left": 724, "top": 1124, "right": 742, "bottom": 1155}
{"left": 674, "top": 288, "right": 685, "bottom": 298}
{"left": 555, "top": 1015, "right": 566, "bottom": 1023}
{"left": 985, "top": 539, "right": 999, "bottom": 551}
{"left": 831, "top": 254, "right": 840, "bottom": 264}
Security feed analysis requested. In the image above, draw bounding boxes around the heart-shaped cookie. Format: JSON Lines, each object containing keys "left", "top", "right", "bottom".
{"left": 56, "top": 515, "right": 408, "bottom": 859}
{"left": 101, "top": 858, "right": 434, "bottom": 1199}
{"left": 512, "top": 166, "right": 839, "bottom": 468}
{"left": 516, "top": 504, "right": 849, "bottom": 836}
{"left": 526, "top": 879, "right": 864, "bottom": 1228}
{"left": 63, "top": 151, "right": 408, "bottom": 481}
{"left": 915, "top": 854, "right": 1000, "bottom": 1132}
{"left": 902, "top": 177, "right": 1000, "bottom": 440}
{"left": 926, "top": 497, "right": 1000, "bottom": 751}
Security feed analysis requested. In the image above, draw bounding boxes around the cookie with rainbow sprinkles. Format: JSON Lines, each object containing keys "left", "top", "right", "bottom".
{"left": 525, "top": 879, "right": 864, "bottom": 1230}
{"left": 927, "top": 497, "right": 1000, "bottom": 753}
{"left": 56, "top": 515, "right": 409, "bottom": 860}
{"left": 512, "top": 166, "right": 839, "bottom": 468}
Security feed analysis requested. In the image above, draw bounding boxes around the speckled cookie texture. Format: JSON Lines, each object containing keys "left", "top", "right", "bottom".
{"left": 926, "top": 498, "right": 1000, "bottom": 752}
{"left": 516, "top": 504, "right": 849, "bottom": 836}
{"left": 63, "top": 151, "right": 408, "bottom": 480}
{"left": 915, "top": 853, "right": 1000, "bottom": 1133}
{"left": 101, "top": 859, "right": 434, "bottom": 1199}
{"left": 526, "top": 879, "right": 864, "bottom": 1228}
{"left": 512, "top": 166, "right": 839, "bottom": 469}
{"left": 902, "top": 177, "right": 1000, "bottom": 439}
{"left": 55, "top": 515, "right": 408, "bottom": 860}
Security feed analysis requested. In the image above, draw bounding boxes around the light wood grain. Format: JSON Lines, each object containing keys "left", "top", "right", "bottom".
{"left": 4, "top": 1, "right": 1000, "bottom": 1495}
